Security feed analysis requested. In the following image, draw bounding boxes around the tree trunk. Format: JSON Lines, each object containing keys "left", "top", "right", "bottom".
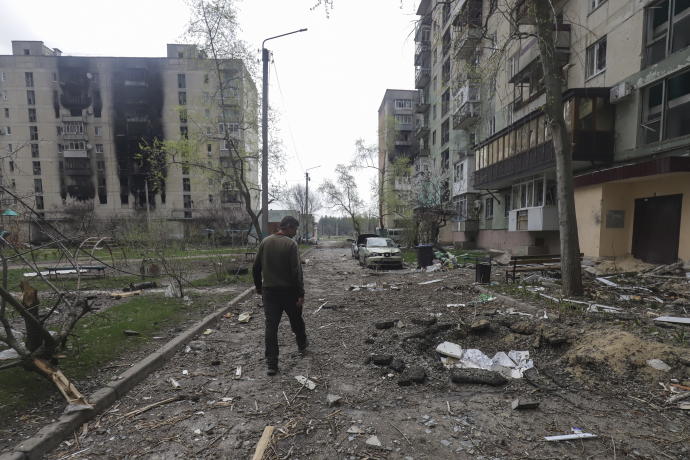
{"left": 378, "top": 164, "right": 385, "bottom": 231}
{"left": 532, "top": 0, "right": 583, "bottom": 296}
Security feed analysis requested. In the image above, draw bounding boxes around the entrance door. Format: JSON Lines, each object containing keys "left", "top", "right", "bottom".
{"left": 632, "top": 194, "right": 683, "bottom": 264}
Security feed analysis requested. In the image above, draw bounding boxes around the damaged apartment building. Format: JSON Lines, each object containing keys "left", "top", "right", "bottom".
{"left": 412, "top": 0, "right": 690, "bottom": 264}
{"left": 0, "top": 41, "right": 258, "bottom": 240}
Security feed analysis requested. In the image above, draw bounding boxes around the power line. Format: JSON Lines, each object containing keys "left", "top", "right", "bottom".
{"left": 270, "top": 56, "right": 305, "bottom": 172}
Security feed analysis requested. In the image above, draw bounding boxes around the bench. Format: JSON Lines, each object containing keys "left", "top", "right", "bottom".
{"left": 47, "top": 265, "right": 107, "bottom": 279}
{"left": 244, "top": 251, "right": 257, "bottom": 262}
{"left": 505, "top": 253, "right": 583, "bottom": 283}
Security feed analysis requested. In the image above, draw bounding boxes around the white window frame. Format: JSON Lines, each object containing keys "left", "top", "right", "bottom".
{"left": 95, "top": 144, "right": 104, "bottom": 153}
{"left": 394, "top": 99, "right": 412, "bottom": 109}
{"left": 95, "top": 126, "right": 102, "bottom": 136}
{"left": 586, "top": 36, "right": 607, "bottom": 79}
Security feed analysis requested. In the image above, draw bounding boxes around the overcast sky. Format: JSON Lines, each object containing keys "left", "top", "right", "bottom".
{"left": 0, "top": 0, "right": 417, "bottom": 215}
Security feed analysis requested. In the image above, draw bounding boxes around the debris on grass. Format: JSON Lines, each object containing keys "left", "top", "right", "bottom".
{"left": 295, "top": 375, "right": 316, "bottom": 390}
{"left": 238, "top": 312, "right": 252, "bottom": 323}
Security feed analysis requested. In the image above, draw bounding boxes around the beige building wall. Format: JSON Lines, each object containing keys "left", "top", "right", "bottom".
{"left": 576, "top": 173, "right": 690, "bottom": 261}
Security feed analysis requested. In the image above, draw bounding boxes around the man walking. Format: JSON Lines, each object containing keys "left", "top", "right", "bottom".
{"left": 252, "top": 216, "right": 308, "bottom": 375}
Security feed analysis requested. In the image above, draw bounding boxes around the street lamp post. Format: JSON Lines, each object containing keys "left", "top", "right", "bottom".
{"left": 261, "top": 28, "right": 307, "bottom": 239}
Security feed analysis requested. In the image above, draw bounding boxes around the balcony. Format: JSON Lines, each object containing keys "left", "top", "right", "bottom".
{"left": 61, "top": 115, "right": 85, "bottom": 122}
{"left": 414, "top": 15, "right": 431, "bottom": 41}
{"left": 415, "top": 67, "right": 430, "bottom": 89}
{"left": 509, "top": 27, "right": 571, "bottom": 84}
{"left": 452, "top": 0, "right": 482, "bottom": 28}
{"left": 394, "top": 178, "right": 412, "bottom": 191}
{"left": 456, "top": 219, "right": 479, "bottom": 232}
{"left": 415, "top": 121, "right": 429, "bottom": 139}
{"left": 454, "top": 26, "right": 482, "bottom": 59}
{"left": 415, "top": 40, "right": 430, "bottom": 66}
{"left": 64, "top": 166, "right": 92, "bottom": 176}
{"left": 453, "top": 101, "right": 480, "bottom": 129}
{"left": 63, "top": 149, "right": 88, "bottom": 158}
{"left": 415, "top": 90, "right": 430, "bottom": 113}
{"left": 472, "top": 88, "right": 615, "bottom": 189}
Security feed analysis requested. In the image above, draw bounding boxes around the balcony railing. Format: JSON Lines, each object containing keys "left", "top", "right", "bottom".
{"left": 63, "top": 149, "right": 88, "bottom": 158}
{"left": 415, "top": 67, "right": 430, "bottom": 89}
{"left": 474, "top": 141, "right": 554, "bottom": 189}
{"left": 452, "top": 101, "right": 480, "bottom": 129}
{"left": 452, "top": 0, "right": 482, "bottom": 28}
{"left": 414, "top": 16, "right": 431, "bottom": 42}
{"left": 415, "top": 41, "right": 430, "bottom": 66}
{"left": 416, "top": 90, "right": 430, "bottom": 113}
{"left": 454, "top": 26, "right": 482, "bottom": 59}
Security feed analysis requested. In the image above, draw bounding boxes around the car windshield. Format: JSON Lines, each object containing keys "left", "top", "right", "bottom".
{"left": 366, "top": 237, "right": 395, "bottom": 247}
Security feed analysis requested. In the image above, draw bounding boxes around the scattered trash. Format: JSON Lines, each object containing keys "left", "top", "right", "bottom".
{"left": 654, "top": 316, "right": 690, "bottom": 325}
{"left": 647, "top": 359, "right": 671, "bottom": 372}
{"left": 169, "top": 378, "right": 181, "bottom": 389}
{"left": 596, "top": 277, "right": 619, "bottom": 287}
{"left": 586, "top": 304, "right": 624, "bottom": 314}
{"left": 365, "top": 435, "right": 382, "bottom": 447}
{"left": 418, "top": 279, "right": 443, "bottom": 285}
{"left": 234, "top": 366, "right": 242, "bottom": 379}
{"left": 436, "top": 342, "right": 534, "bottom": 378}
{"left": 477, "top": 293, "right": 496, "bottom": 302}
{"left": 202, "top": 329, "right": 214, "bottom": 335}
{"left": 223, "top": 312, "right": 234, "bottom": 319}
{"left": 182, "top": 369, "right": 189, "bottom": 376}
{"left": 450, "top": 368, "right": 508, "bottom": 386}
{"left": 295, "top": 375, "right": 316, "bottom": 390}
{"left": 447, "top": 303, "right": 466, "bottom": 308}
{"left": 0, "top": 349, "right": 20, "bottom": 360}
{"left": 123, "top": 281, "right": 158, "bottom": 292}
{"left": 545, "top": 428, "right": 597, "bottom": 442}
{"left": 512, "top": 398, "right": 540, "bottom": 410}
{"left": 679, "top": 402, "right": 690, "bottom": 410}
{"left": 238, "top": 312, "right": 252, "bottom": 323}
{"left": 164, "top": 283, "right": 181, "bottom": 298}
{"left": 426, "top": 263, "right": 442, "bottom": 273}
{"left": 312, "top": 301, "right": 328, "bottom": 314}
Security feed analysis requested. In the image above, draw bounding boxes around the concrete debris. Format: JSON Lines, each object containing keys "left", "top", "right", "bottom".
{"left": 450, "top": 368, "right": 508, "bottom": 386}
{"left": 596, "top": 277, "right": 619, "bottom": 287}
{"left": 202, "top": 329, "right": 214, "bottom": 335}
{"left": 234, "top": 366, "right": 242, "bottom": 379}
{"left": 469, "top": 319, "right": 490, "bottom": 332}
{"left": 326, "top": 394, "right": 342, "bottom": 406}
{"left": 447, "top": 303, "right": 466, "bottom": 308}
{"left": 426, "top": 263, "right": 442, "bottom": 272}
{"left": 388, "top": 358, "right": 406, "bottom": 372}
{"left": 346, "top": 425, "right": 364, "bottom": 434}
{"left": 365, "top": 435, "right": 382, "bottom": 447}
{"left": 0, "top": 349, "right": 20, "bottom": 360}
{"left": 509, "top": 321, "right": 535, "bottom": 335}
{"left": 586, "top": 304, "right": 624, "bottom": 314}
{"left": 511, "top": 398, "right": 540, "bottom": 410}
{"left": 169, "top": 378, "right": 181, "bottom": 389}
{"left": 647, "top": 359, "right": 672, "bottom": 372}
{"left": 238, "top": 312, "right": 252, "bottom": 323}
{"left": 398, "top": 366, "right": 427, "bottom": 386}
{"left": 295, "top": 375, "right": 316, "bottom": 390}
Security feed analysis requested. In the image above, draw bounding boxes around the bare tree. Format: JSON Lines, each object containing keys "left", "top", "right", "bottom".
{"left": 284, "top": 183, "right": 323, "bottom": 217}
{"left": 319, "top": 164, "right": 363, "bottom": 235}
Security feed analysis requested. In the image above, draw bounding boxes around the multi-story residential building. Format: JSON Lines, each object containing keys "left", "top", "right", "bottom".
{"left": 0, "top": 41, "right": 258, "bottom": 240}
{"left": 415, "top": 0, "right": 690, "bottom": 264}
{"left": 377, "top": 89, "right": 417, "bottom": 229}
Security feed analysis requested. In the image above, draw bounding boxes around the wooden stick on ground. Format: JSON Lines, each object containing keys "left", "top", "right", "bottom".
{"left": 123, "top": 395, "right": 185, "bottom": 418}
{"left": 251, "top": 426, "right": 275, "bottom": 460}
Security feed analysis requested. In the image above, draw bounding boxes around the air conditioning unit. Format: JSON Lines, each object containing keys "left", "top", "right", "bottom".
{"left": 86, "top": 143, "right": 92, "bottom": 150}
{"left": 610, "top": 81, "right": 633, "bottom": 104}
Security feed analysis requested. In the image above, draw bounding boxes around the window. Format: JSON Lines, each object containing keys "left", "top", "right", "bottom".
{"left": 27, "top": 90, "right": 35, "bottom": 105}
{"left": 32, "top": 161, "right": 41, "bottom": 175}
{"left": 63, "top": 122, "right": 83, "bottom": 134}
{"left": 34, "top": 179, "right": 43, "bottom": 194}
{"left": 180, "top": 126, "right": 188, "bottom": 139}
{"left": 25, "top": 72, "right": 33, "bottom": 87}
{"left": 441, "top": 119, "right": 449, "bottom": 145}
{"left": 23, "top": 49, "right": 30, "bottom": 55}
{"left": 0, "top": 72, "right": 5, "bottom": 81}
{"left": 182, "top": 178, "right": 191, "bottom": 192}
{"left": 95, "top": 126, "right": 102, "bottom": 136}
{"left": 207, "top": 143, "right": 212, "bottom": 155}
{"left": 178, "top": 92, "right": 187, "bottom": 105}
{"left": 97, "top": 160, "right": 105, "bottom": 171}
{"left": 182, "top": 165, "right": 190, "bottom": 175}
{"left": 183, "top": 194, "right": 192, "bottom": 208}
{"left": 179, "top": 109, "right": 187, "bottom": 123}
{"left": 31, "top": 143, "right": 39, "bottom": 157}
{"left": 204, "top": 74, "right": 209, "bottom": 84}
{"left": 56, "top": 126, "right": 62, "bottom": 135}
{"left": 4, "top": 108, "right": 8, "bottom": 118}
{"left": 441, "top": 149, "right": 449, "bottom": 171}
{"left": 28, "top": 108, "right": 36, "bottom": 122}
{"left": 95, "top": 144, "right": 104, "bottom": 153}
{"left": 642, "top": 69, "right": 690, "bottom": 143}
{"left": 177, "top": 73, "right": 186, "bottom": 89}
{"left": 29, "top": 126, "right": 38, "bottom": 140}
{"left": 52, "top": 72, "right": 57, "bottom": 82}
{"left": 645, "top": 0, "right": 690, "bottom": 67}
{"left": 590, "top": 0, "right": 607, "bottom": 11}
{"left": 394, "top": 99, "right": 412, "bottom": 109}
{"left": 485, "top": 198, "right": 494, "bottom": 219}
{"left": 5, "top": 126, "right": 10, "bottom": 135}
{"left": 504, "top": 193, "right": 511, "bottom": 217}
{"left": 432, "top": 130, "right": 436, "bottom": 145}
{"left": 35, "top": 196, "right": 44, "bottom": 210}
{"left": 441, "top": 90, "right": 450, "bottom": 116}
{"left": 9, "top": 161, "right": 14, "bottom": 172}
{"left": 58, "top": 143, "right": 63, "bottom": 152}
{"left": 178, "top": 51, "right": 184, "bottom": 58}
{"left": 586, "top": 37, "right": 607, "bottom": 78}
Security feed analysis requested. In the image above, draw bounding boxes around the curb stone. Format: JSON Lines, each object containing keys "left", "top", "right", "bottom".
{"left": 1, "top": 285, "right": 256, "bottom": 460}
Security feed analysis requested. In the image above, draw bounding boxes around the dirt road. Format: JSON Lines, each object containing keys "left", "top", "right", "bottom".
{"left": 47, "top": 245, "right": 688, "bottom": 459}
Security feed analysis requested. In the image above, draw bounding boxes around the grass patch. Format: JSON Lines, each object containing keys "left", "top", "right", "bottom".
{"left": 1, "top": 267, "right": 162, "bottom": 292}
{"left": 0, "top": 294, "right": 205, "bottom": 417}
{"left": 189, "top": 272, "right": 252, "bottom": 288}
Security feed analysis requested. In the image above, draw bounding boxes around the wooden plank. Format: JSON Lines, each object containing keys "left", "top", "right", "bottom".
{"left": 251, "top": 426, "right": 275, "bottom": 460}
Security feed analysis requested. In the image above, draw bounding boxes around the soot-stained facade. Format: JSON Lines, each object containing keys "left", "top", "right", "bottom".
{"left": 0, "top": 41, "right": 259, "bottom": 240}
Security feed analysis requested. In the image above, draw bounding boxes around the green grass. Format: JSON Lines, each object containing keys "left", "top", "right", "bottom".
{"left": 0, "top": 294, "right": 211, "bottom": 416}
{"left": 1, "top": 267, "right": 163, "bottom": 292}
{"left": 188, "top": 272, "right": 252, "bottom": 288}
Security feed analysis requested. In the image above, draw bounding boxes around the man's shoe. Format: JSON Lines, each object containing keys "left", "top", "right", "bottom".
{"left": 266, "top": 365, "right": 278, "bottom": 376}
{"left": 298, "top": 338, "right": 309, "bottom": 355}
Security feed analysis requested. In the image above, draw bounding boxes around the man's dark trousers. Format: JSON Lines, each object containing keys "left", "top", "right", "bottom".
{"left": 263, "top": 287, "right": 307, "bottom": 367}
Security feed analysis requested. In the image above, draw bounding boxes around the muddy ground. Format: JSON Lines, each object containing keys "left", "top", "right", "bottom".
{"left": 35, "top": 244, "right": 690, "bottom": 459}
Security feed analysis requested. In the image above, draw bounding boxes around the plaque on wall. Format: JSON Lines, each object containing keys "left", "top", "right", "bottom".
{"left": 606, "top": 210, "right": 625, "bottom": 228}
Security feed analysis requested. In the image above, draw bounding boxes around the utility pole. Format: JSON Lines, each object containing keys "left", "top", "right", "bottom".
{"left": 304, "top": 165, "right": 320, "bottom": 242}
{"left": 261, "top": 28, "right": 307, "bottom": 239}
{"left": 144, "top": 179, "right": 151, "bottom": 232}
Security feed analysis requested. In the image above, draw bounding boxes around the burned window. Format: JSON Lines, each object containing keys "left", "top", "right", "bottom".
{"left": 31, "top": 143, "right": 39, "bottom": 157}
{"left": 28, "top": 108, "right": 36, "bottom": 122}
{"left": 34, "top": 178, "right": 43, "bottom": 194}
{"left": 35, "top": 195, "right": 44, "bottom": 210}
{"left": 182, "top": 178, "right": 191, "bottom": 192}
{"left": 29, "top": 126, "right": 38, "bottom": 140}
{"left": 177, "top": 73, "right": 186, "bottom": 89}
{"left": 32, "top": 161, "right": 41, "bottom": 175}
{"left": 645, "top": 0, "right": 690, "bottom": 67}
{"left": 26, "top": 90, "right": 35, "bottom": 105}
{"left": 666, "top": 70, "right": 690, "bottom": 139}
{"left": 25, "top": 72, "right": 33, "bottom": 87}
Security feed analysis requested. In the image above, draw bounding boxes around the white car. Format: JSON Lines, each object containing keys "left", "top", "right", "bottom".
{"left": 358, "top": 237, "right": 403, "bottom": 269}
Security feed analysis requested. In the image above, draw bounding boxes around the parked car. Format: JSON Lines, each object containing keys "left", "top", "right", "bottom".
{"left": 358, "top": 237, "right": 403, "bottom": 269}
{"left": 351, "top": 233, "right": 378, "bottom": 259}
